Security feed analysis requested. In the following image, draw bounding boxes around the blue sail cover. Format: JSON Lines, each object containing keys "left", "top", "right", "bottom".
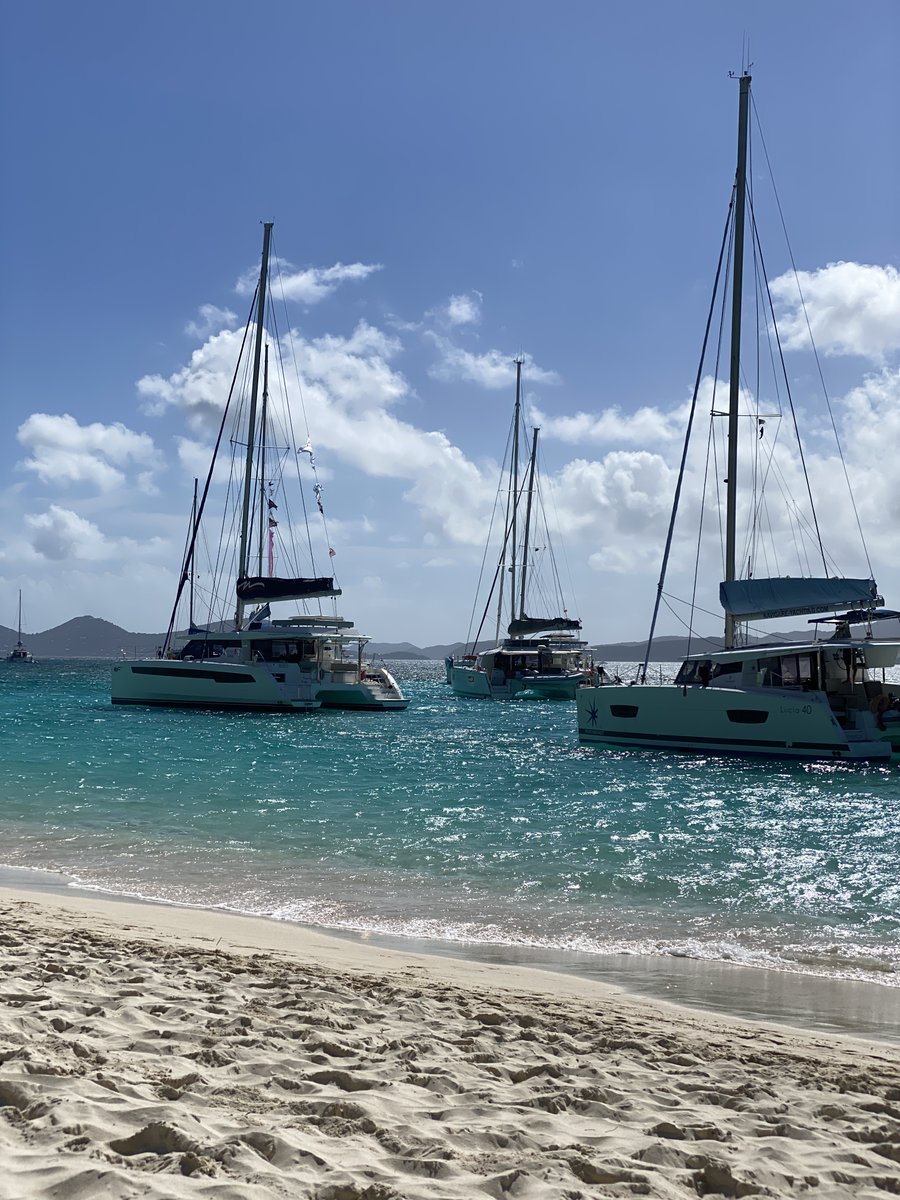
{"left": 720, "top": 577, "right": 882, "bottom": 621}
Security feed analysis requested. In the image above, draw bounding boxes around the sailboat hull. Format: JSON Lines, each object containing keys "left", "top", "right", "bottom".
{"left": 447, "top": 662, "right": 527, "bottom": 700}
{"left": 576, "top": 683, "right": 892, "bottom": 762}
{"left": 112, "top": 660, "right": 321, "bottom": 711}
{"left": 112, "top": 658, "right": 409, "bottom": 713}
{"left": 6, "top": 647, "right": 34, "bottom": 663}
{"left": 524, "top": 672, "right": 587, "bottom": 700}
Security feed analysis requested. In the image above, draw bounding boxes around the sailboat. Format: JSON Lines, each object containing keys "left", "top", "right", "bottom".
{"left": 446, "top": 358, "right": 592, "bottom": 700}
{"left": 112, "top": 223, "right": 408, "bottom": 712}
{"left": 6, "top": 591, "right": 34, "bottom": 663}
{"left": 576, "top": 73, "right": 898, "bottom": 762}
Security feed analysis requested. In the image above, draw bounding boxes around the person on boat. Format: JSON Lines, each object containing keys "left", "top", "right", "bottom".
{"left": 698, "top": 661, "right": 712, "bottom": 688}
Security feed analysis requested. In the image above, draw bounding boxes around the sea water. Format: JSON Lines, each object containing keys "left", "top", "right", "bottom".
{"left": 1, "top": 659, "right": 898, "bottom": 1028}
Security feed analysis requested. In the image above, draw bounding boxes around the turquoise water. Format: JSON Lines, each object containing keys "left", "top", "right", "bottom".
{"left": 1, "top": 659, "right": 898, "bottom": 993}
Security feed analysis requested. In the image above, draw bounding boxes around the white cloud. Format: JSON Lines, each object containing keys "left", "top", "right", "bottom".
{"left": 425, "top": 336, "right": 560, "bottom": 388}
{"left": 299, "top": 321, "right": 408, "bottom": 413}
{"left": 26, "top": 506, "right": 114, "bottom": 561}
{"left": 185, "top": 304, "right": 238, "bottom": 339}
{"left": 17, "top": 414, "right": 161, "bottom": 493}
{"left": 55, "top": 294, "right": 891, "bottom": 644}
{"left": 770, "top": 262, "right": 900, "bottom": 359}
{"left": 236, "top": 259, "right": 382, "bottom": 305}
{"left": 138, "top": 328, "right": 245, "bottom": 426}
{"left": 428, "top": 292, "right": 482, "bottom": 327}
{"left": 175, "top": 436, "right": 215, "bottom": 480}
{"left": 532, "top": 403, "right": 686, "bottom": 446}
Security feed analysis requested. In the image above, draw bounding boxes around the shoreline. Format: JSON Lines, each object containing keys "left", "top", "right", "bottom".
{"left": 2, "top": 866, "right": 898, "bottom": 1045}
{"left": 1, "top": 880, "right": 899, "bottom": 1199}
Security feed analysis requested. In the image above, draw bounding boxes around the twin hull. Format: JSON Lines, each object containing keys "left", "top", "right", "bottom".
{"left": 448, "top": 663, "right": 584, "bottom": 701}
{"left": 111, "top": 659, "right": 408, "bottom": 712}
{"left": 576, "top": 683, "right": 892, "bottom": 762}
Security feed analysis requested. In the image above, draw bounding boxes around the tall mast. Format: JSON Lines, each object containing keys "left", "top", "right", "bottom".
{"left": 16, "top": 590, "right": 22, "bottom": 643}
{"left": 724, "top": 73, "right": 751, "bottom": 650}
{"left": 235, "top": 221, "right": 273, "bottom": 629}
{"left": 508, "top": 357, "right": 523, "bottom": 628}
{"left": 518, "top": 426, "right": 539, "bottom": 619}
{"left": 257, "top": 344, "right": 269, "bottom": 576}
{"left": 188, "top": 478, "right": 198, "bottom": 631}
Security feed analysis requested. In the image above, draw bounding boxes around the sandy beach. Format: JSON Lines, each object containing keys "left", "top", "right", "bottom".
{"left": 0, "top": 885, "right": 898, "bottom": 1199}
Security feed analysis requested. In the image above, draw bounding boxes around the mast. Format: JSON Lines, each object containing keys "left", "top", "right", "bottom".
{"left": 508, "top": 357, "right": 523, "bottom": 628}
{"left": 257, "top": 344, "right": 269, "bottom": 577}
{"left": 16, "top": 590, "right": 23, "bottom": 644}
{"left": 188, "top": 478, "right": 198, "bottom": 631}
{"left": 724, "top": 72, "right": 751, "bottom": 650}
{"left": 235, "top": 221, "right": 273, "bottom": 629}
{"left": 518, "top": 426, "right": 539, "bottom": 619}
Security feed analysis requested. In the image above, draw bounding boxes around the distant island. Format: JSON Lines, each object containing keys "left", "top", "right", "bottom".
{"left": 0, "top": 614, "right": 830, "bottom": 662}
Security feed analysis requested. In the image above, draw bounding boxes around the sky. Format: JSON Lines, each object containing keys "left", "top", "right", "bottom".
{"left": 1, "top": 0, "right": 898, "bottom": 647}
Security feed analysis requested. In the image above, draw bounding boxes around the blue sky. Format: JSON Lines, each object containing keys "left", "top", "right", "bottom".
{"left": 1, "top": 1, "right": 898, "bottom": 645}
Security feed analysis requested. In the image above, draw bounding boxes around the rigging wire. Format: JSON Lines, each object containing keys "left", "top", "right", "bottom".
{"left": 638, "top": 194, "right": 736, "bottom": 682}
{"left": 466, "top": 411, "right": 517, "bottom": 650}
{"left": 269, "top": 235, "right": 340, "bottom": 619}
{"left": 162, "top": 291, "right": 257, "bottom": 654}
{"left": 750, "top": 92, "right": 874, "bottom": 578}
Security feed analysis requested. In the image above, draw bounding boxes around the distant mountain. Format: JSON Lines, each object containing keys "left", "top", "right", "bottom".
{"left": 1, "top": 616, "right": 161, "bottom": 659}
{"left": 369, "top": 641, "right": 495, "bottom": 660}
{"left": 4, "top": 617, "right": 887, "bottom": 662}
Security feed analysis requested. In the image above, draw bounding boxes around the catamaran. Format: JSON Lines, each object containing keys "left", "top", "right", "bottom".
{"left": 446, "top": 358, "right": 592, "bottom": 700}
{"left": 112, "top": 223, "right": 408, "bottom": 713}
{"left": 576, "top": 74, "right": 898, "bottom": 762}
{"left": 6, "top": 591, "right": 34, "bottom": 663}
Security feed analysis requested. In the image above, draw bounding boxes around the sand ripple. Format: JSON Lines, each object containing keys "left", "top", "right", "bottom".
{"left": 0, "top": 897, "right": 898, "bottom": 1199}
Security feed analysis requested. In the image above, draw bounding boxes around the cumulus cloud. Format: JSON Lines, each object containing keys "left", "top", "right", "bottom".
{"left": 17, "top": 414, "right": 161, "bottom": 493}
{"left": 236, "top": 259, "right": 382, "bottom": 305}
{"left": 770, "top": 262, "right": 900, "bottom": 359}
{"left": 141, "top": 320, "right": 408, "bottom": 431}
{"left": 428, "top": 292, "right": 482, "bottom": 327}
{"left": 26, "top": 506, "right": 113, "bottom": 561}
{"left": 298, "top": 321, "right": 408, "bottom": 413}
{"left": 185, "top": 304, "right": 238, "bottom": 338}
{"left": 532, "top": 403, "right": 686, "bottom": 446}
{"left": 425, "top": 336, "right": 560, "bottom": 388}
{"left": 125, "top": 281, "right": 900, "bottom": 633}
{"left": 137, "top": 317, "right": 498, "bottom": 545}
{"left": 138, "top": 328, "right": 246, "bottom": 426}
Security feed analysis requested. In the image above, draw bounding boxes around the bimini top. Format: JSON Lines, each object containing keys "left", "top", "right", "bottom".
{"left": 719, "top": 577, "right": 882, "bottom": 622}
{"left": 507, "top": 616, "right": 582, "bottom": 638}
{"left": 682, "top": 639, "right": 900, "bottom": 668}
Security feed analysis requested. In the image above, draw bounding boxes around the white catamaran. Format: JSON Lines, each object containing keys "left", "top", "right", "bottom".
{"left": 112, "top": 223, "right": 408, "bottom": 713}
{"left": 446, "top": 358, "right": 592, "bottom": 700}
{"left": 6, "top": 590, "right": 34, "bottom": 663}
{"left": 576, "top": 74, "right": 898, "bottom": 762}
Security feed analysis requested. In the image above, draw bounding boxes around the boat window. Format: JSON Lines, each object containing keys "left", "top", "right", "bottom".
{"left": 712, "top": 661, "right": 743, "bottom": 678}
{"left": 726, "top": 709, "right": 769, "bottom": 724}
{"left": 780, "top": 654, "right": 817, "bottom": 687}
{"left": 674, "top": 662, "right": 698, "bottom": 685}
{"left": 781, "top": 655, "right": 800, "bottom": 686}
{"left": 610, "top": 704, "right": 639, "bottom": 718}
{"left": 798, "top": 654, "right": 817, "bottom": 687}
{"left": 180, "top": 639, "right": 226, "bottom": 660}
{"left": 756, "top": 656, "right": 783, "bottom": 686}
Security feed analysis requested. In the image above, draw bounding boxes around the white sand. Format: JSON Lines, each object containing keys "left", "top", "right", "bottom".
{"left": 0, "top": 884, "right": 898, "bottom": 1199}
